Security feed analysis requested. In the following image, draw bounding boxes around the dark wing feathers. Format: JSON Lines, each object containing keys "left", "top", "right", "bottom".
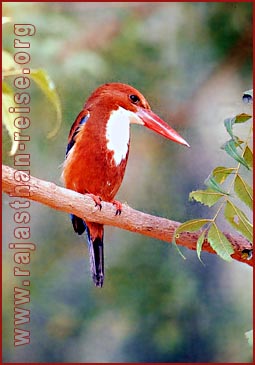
{"left": 70, "top": 214, "right": 87, "bottom": 235}
{"left": 66, "top": 110, "right": 90, "bottom": 157}
{"left": 66, "top": 110, "right": 90, "bottom": 235}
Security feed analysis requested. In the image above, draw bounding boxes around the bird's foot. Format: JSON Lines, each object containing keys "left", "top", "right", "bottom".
{"left": 88, "top": 194, "right": 102, "bottom": 210}
{"left": 112, "top": 200, "right": 122, "bottom": 216}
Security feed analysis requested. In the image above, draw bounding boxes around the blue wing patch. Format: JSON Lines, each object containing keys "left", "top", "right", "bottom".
{"left": 66, "top": 111, "right": 90, "bottom": 157}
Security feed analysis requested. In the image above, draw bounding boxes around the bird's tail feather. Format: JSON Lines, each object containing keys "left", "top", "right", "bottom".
{"left": 71, "top": 214, "right": 104, "bottom": 287}
{"left": 86, "top": 230, "right": 104, "bottom": 288}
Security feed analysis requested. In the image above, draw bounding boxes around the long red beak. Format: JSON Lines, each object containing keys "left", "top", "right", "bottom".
{"left": 136, "top": 107, "right": 190, "bottom": 147}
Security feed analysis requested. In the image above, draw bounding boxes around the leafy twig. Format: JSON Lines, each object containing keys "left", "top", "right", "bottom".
{"left": 174, "top": 94, "right": 253, "bottom": 262}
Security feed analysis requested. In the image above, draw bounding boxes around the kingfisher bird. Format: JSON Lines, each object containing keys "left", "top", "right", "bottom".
{"left": 62, "top": 82, "right": 189, "bottom": 288}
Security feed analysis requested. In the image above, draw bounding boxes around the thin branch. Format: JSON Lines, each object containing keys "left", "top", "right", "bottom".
{"left": 2, "top": 164, "right": 253, "bottom": 267}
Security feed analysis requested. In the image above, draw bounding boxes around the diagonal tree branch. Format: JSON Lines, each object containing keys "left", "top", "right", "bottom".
{"left": 2, "top": 164, "right": 253, "bottom": 267}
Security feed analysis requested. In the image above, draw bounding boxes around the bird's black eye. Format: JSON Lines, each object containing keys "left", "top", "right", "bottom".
{"left": 129, "top": 94, "right": 140, "bottom": 104}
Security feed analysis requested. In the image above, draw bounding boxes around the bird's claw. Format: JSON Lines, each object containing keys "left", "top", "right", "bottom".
{"left": 112, "top": 200, "right": 122, "bottom": 216}
{"left": 88, "top": 194, "right": 102, "bottom": 210}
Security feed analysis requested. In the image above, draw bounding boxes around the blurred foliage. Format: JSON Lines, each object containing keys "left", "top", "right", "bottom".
{"left": 245, "top": 329, "right": 253, "bottom": 347}
{"left": 2, "top": 2, "right": 253, "bottom": 363}
{"left": 2, "top": 17, "right": 61, "bottom": 156}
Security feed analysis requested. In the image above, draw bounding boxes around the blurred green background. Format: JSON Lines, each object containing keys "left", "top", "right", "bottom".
{"left": 2, "top": 2, "right": 252, "bottom": 363}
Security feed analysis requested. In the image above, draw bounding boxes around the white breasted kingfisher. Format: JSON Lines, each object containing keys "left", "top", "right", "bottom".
{"left": 62, "top": 82, "right": 189, "bottom": 288}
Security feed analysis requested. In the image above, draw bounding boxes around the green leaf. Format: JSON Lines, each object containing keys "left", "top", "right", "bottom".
{"left": 30, "top": 69, "right": 61, "bottom": 138}
{"left": 224, "top": 139, "right": 250, "bottom": 170}
{"left": 223, "top": 114, "right": 249, "bottom": 139}
{"left": 224, "top": 201, "right": 253, "bottom": 242}
{"left": 243, "top": 145, "right": 253, "bottom": 169}
{"left": 189, "top": 189, "right": 224, "bottom": 207}
{"left": 224, "top": 117, "right": 236, "bottom": 139}
{"left": 197, "top": 231, "right": 206, "bottom": 263}
{"left": 2, "top": 50, "right": 19, "bottom": 72}
{"left": 243, "top": 89, "right": 253, "bottom": 97}
{"left": 212, "top": 166, "right": 236, "bottom": 184}
{"left": 2, "top": 82, "right": 19, "bottom": 155}
{"left": 174, "top": 219, "right": 211, "bottom": 237}
{"left": 242, "top": 89, "right": 253, "bottom": 104}
{"left": 2, "top": 17, "right": 12, "bottom": 24}
{"left": 245, "top": 329, "right": 253, "bottom": 347}
{"left": 173, "top": 219, "right": 211, "bottom": 261}
{"left": 235, "top": 113, "right": 252, "bottom": 123}
{"left": 207, "top": 223, "right": 234, "bottom": 262}
{"left": 204, "top": 176, "right": 230, "bottom": 195}
{"left": 234, "top": 175, "right": 253, "bottom": 210}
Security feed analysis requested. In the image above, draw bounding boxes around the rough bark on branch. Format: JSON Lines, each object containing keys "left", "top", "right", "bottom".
{"left": 2, "top": 164, "right": 253, "bottom": 267}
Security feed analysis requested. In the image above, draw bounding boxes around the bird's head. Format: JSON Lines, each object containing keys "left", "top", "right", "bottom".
{"left": 85, "top": 82, "right": 190, "bottom": 147}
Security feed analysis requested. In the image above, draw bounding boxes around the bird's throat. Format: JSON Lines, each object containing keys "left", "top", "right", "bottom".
{"left": 105, "top": 107, "right": 132, "bottom": 166}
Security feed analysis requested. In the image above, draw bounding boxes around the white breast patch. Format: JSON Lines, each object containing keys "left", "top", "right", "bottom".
{"left": 106, "top": 107, "right": 133, "bottom": 165}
